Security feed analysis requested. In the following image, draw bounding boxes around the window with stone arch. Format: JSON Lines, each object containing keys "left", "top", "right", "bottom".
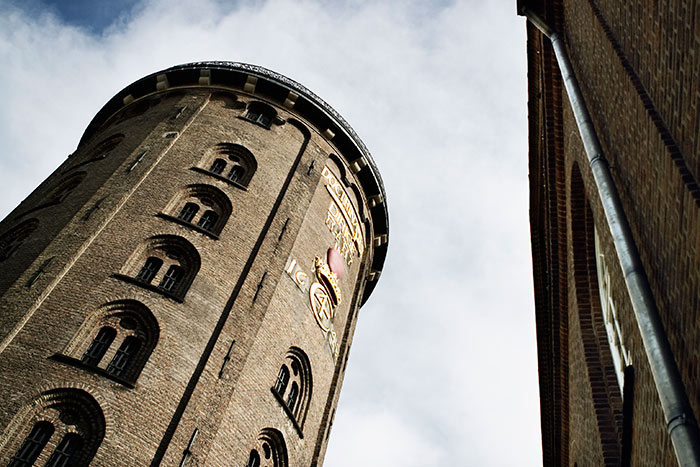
{"left": 63, "top": 300, "right": 159, "bottom": 384}
{"left": 245, "top": 428, "right": 288, "bottom": 467}
{"left": 118, "top": 235, "right": 200, "bottom": 301}
{"left": 0, "top": 219, "right": 39, "bottom": 262}
{"left": 67, "top": 133, "right": 125, "bottom": 172}
{"left": 243, "top": 101, "right": 278, "bottom": 129}
{"left": 271, "top": 347, "right": 312, "bottom": 431}
{"left": 1, "top": 388, "right": 105, "bottom": 466}
{"left": 198, "top": 143, "right": 257, "bottom": 188}
{"left": 161, "top": 184, "right": 232, "bottom": 237}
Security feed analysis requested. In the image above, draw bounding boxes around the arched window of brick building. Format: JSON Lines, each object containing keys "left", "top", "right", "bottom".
{"left": 162, "top": 184, "right": 232, "bottom": 237}
{"left": 0, "top": 219, "right": 39, "bottom": 262}
{"left": 67, "top": 133, "right": 125, "bottom": 171}
{"left": 44, "top": 172, "right": 87, "bottom": 207}
{"left": 120, "top": 235, "right": 200, "bottom": 300}
{"left": 243, "top": 101, "right": 277, "bottom": 129}
{"left": 246, "top": 428, "right": 287, "bottom": 467}
{"left": 246, "top": 449, "right": 261, "bottom": 467}
{"left": 198, "top": 143, "right": 257, "bottom": 188}
{"left": 64, "top": 300, "right": 159, "bottom": 384}
{"left": 272, "top": 347, "right": 312, "bottom": 429}
{"left": 274, "top": 365, "right": 289, "bottom": 395}
{"left": 570, "top": 162, "right": 625, "bottom": 463}
{"left": 3, "top": 389, "right": 105, "bottom": 466}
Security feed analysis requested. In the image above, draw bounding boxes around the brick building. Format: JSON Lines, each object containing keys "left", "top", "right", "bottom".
{"left": 0, "top": 62, "right": 388, "bottom": 465}
{"left": 521, "top": 0, "right": 700, "bottom": 465}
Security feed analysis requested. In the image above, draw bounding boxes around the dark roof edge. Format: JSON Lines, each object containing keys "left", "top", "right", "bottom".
{"left": 78, "top": 61, "right": 388, "bottom": 305}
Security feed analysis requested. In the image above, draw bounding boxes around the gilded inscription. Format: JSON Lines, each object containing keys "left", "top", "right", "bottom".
{"left": 322, "top": 166, "right": 365, "bottom": 262}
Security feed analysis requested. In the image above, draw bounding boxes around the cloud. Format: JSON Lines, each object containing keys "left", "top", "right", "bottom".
{"left": 0, "top": 0, "right": 540, "bottom": 464}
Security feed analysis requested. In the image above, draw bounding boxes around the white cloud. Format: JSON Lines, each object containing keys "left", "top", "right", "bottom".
{"left": 0, "top": 0, "right": 540, "bottom": 464}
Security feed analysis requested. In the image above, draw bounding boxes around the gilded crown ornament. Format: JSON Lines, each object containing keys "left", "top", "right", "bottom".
{"left": 314, "top": 256, "right": 342, "bottom": 306}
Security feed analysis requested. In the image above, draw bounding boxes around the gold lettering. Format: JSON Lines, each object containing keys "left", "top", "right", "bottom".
{"left": 285, "top": 258, "right": 297, "bottom": 274}
{"left": 295, "top": 271, "right": 308, "bottom": 287}
{"left": 322, "top": 166, "right": 365, "bottom": 257}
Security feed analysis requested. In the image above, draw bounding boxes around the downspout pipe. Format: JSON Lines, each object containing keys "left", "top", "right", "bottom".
{"left": 518, "top": 6, "right": 700, "bottom": 466}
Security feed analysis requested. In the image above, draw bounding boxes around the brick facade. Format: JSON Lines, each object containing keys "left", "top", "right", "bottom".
{"left": 0, "top": 63, "right": 388, "bottom": 466}
{"left": 526, "top": 0, "right": 700, "bottom": 465}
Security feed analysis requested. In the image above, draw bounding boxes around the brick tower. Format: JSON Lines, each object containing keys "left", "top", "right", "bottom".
{"left": 0, "top": 62, "right": 388, "bottom": 466}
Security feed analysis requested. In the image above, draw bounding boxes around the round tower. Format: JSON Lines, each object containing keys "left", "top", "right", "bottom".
{"left": 0, "top": 62, "right": 388, "bottom": 466}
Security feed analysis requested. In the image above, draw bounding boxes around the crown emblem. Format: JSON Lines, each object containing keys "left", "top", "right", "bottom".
{"left": 315, "top": 256, "right": 342, "bottom": 307}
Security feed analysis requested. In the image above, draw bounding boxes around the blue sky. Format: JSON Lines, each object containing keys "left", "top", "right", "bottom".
{"left": 17, "top": 0, "right": 141, "bottom": 32}
{"left": 0, "top": 0, "right": 540, "bottom": 464}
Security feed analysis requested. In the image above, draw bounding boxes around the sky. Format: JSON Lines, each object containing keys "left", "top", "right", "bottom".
{"left": 0, "top": 0, "right": 540, "bottom": 465}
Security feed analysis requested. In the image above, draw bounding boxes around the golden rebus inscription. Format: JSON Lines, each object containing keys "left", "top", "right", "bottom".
{"left": 285, "top": 257, "right": 340, "bottom": 361}
{"left": 322, "top": 166, "right": 364, "bottom": 265}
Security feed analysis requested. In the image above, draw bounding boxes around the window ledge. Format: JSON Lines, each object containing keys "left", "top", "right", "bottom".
{"left": 112, "top": 274, "right": 185, "bottom": 303}
{"left": 50, "top": 354, "right": 135, "bottom": 388}
{"left": 270, "top": 387, "right": 304, "bottom": 439}
{"left": 156, "top": 213, "right": 220, "bottom": 240}
{"left": 189, "top": 167, "right": 248, "bottom": 191}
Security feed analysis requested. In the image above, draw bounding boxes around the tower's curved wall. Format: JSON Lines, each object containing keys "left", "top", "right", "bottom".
{"left": 0, "top": 63, "right": 387, "bottom": 465}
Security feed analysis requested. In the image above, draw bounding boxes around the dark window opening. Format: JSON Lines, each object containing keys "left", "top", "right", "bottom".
{"left": 209, "top": 158, "right": 226, "bottom": 175}
{"left": 286, "top": 382, "right": 299, "bottom": 412}
{"left": 197, "top": 210, "right": 218, "bottom": 231}
{"left": 244, "top": 111, "right": 272, "bottom": 128}
{"left": 9, "top": 421, "right": 54, "bottom": 467}
{"left": 81, "top": 327, "right": 116, "bottom": 366}
{"left": 246, "top": 450, "right": 260, "bottom": 467}
{"left": 159, "top": 265, "right": 183, "bottom": 292}
{"left": 46, "top": 433, "right": 84, "bottom": 467}
{"left": 106, "top": 336, "right": 142, "bottom": 377}
{"left": 274, "top": 365, "right": 289, "bottom": 396}
{"left": 178, "top": 203, "right": 199, "bottom": 223}
{"left": 136, "top": 257, "right": 162, "bottom": 283}
{"left": 228, "top": 165, "right": 245, "bottom": 183}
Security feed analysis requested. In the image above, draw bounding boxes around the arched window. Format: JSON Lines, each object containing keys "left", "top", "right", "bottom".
{"left": 178, "top": 202, "right": 199, "bottom": 223}
{"left": 286, "top": 383, "right": 299, "bottom": 413}
{"left": 246, "top": 429, "right": 287, "bottom": 467}
{"left": 8, "top": 421, "right": 53, "bottom": 466}
{"left": 3, "top": 389, "right": 105, "bottom": 466}
{"left": 197, "top": 210, "right": 218, "bottom": 232}
{"left": 210, "top": 158, "right": 226, "bottom": 175}
{"left": 274, "top": 365, "right": 289, "bottom": 395}
{"left": 162, "top": 185, "right": 232, "bottom": 236}
{"left": 570, "top": 162, "right": 625, "bottom": 461}
{"left": 45, "top": 172, "right": 87, "bottom": 206}
{"left": 246, "top": 450, "right": 261, "bottom": 467}
{"left": 46, "top": 433, "right": 84, "bottom": 467}
{"left": 136, "top": 257, "right": 163, "bottom": 283}
{"left": 228, "top": 165, "right": 245, "bottom": 183}
{"left": 159, "top": 265, "right": 184, "bottom": 292}
{"left": 271, "top": 348, "right": 312, "bottom": 430}
{"left": 67, "top": 134, "right": 124, "bottom": 171}
{"left": 198, "top": 143, "right": 257, "bottom": 188}
{"left": 81, "top": 327, "right": 116, "bottom": 366}
{"left": 106, "top": 336, "right": 142, "bottom": 377}
{"left": 120, "top": 235, "right": 200, "bottom": 300}
{"left": 243, "top": 101, "right": 277, "bottom": 129}
{"left": 0, "top": 219, "right": 39, "bottom": 262}
{"left": 65, "top": 300, "right": 159, "bottom": 384}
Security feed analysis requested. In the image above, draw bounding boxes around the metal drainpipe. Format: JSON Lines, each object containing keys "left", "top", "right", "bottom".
{"left": 518, "top": 6, "right": 700, "bottom": 466}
